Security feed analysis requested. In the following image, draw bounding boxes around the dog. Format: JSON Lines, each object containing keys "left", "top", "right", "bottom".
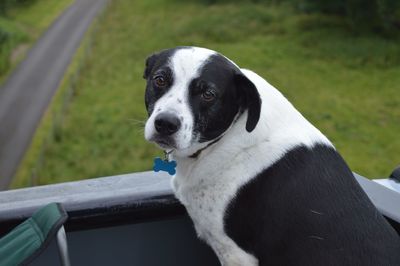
{"left": 143, "top": 46, "right": 400, "bottom": 266}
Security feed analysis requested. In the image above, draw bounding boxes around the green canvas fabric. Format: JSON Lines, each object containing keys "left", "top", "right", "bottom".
{"left": 0, "top": 203, "right": 68, "bottom": 266}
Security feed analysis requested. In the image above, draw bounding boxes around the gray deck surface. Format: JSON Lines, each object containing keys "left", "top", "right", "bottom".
{"left": 0, "top": 171, "right": 172, "bottom": 217}
{"left": 0, "top": 171, "right": 399, "bottom": 225}
{"left": 0, "top": 0, "right": 108, "bottom": 190}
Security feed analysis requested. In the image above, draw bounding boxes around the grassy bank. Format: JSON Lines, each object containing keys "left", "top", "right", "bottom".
{"left": 14, "top": 0, "right": 400, "bottom": 187}
{"left": 0, "top": 0, "right": 73, "bottom": 84}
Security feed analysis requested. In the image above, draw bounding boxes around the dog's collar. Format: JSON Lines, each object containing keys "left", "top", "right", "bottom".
{"left": 164, "top": 149, "right": 174, "bottom": 161}
{"left": 188, "top": 136, "right": 222, "bottom": 159}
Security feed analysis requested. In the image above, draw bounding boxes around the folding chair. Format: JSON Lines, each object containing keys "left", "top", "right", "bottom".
{"left": 0, "top": 203, "right": 70, "bottom": 266}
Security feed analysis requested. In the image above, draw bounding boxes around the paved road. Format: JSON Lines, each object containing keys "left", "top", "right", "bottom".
{"left": 0, "top": 0, "right": 108, "bottom": 190}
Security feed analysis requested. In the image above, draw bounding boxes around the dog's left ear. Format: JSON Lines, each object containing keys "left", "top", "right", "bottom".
{"left": 143, "top": 53, "right": 158, "bottom": 79}
{"left": 235, "top": 72, "right": 261, "bottom": 132}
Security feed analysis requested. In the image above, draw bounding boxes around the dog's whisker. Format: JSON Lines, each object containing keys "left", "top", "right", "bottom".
{"left": 308, "top": 235, "right": 324, "bottom": 241}
{"left": 126, "top": 118, "right": 146, "bottom": 127}
{"left": 310, "top": 209, "right": 324, "bottom": 215}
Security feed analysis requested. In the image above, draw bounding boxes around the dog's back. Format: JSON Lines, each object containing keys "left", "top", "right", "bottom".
{"left": 225, "top": 143, "right": 400, "bottom": 265}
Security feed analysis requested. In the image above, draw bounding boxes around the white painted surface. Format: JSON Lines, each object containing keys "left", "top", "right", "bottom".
{"left": 374, "top": 179, "right": 400, "bottom": 193}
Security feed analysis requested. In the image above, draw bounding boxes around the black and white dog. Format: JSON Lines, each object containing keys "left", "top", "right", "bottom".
{"left": 143, "top": 46, "right": 400, "bottom": 266}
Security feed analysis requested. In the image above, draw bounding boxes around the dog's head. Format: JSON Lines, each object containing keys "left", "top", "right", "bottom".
{"left": 144, "top": 46, "right": 261, "bottom": 156}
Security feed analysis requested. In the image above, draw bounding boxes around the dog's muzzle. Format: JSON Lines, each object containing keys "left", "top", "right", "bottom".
{"left": 152, "top": 112, "right": 181, "bottom": 149}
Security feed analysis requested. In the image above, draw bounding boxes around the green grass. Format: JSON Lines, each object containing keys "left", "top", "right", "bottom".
{"left": 13, "top": 0, "right": 400, "bottom": 188}
{"left": 0, "top": 0, "right": 74, "bottom": 84}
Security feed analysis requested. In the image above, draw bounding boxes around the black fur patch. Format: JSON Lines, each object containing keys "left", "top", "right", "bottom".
{"left": 224, "top": 144, "right": 400, "bottom": 265}
{"left": 188, "top": 54, "right": 261, "bottom": 142}
{"left": 188, "top": 54, "right": 243, "bottom": 142}
{"left": 143, "top": 47, "right": 182, "bottom": 115}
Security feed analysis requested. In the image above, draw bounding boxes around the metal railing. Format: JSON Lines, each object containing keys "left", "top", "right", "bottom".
{"left": 0, "top": 171, "right": 399, "bottom": 236}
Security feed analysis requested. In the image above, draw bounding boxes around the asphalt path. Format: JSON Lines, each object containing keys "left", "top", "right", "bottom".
{"left": 0, "top": 0, "right": 108, "bottom": 190}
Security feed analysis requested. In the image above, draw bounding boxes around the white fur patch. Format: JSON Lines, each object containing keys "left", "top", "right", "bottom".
{"left": 171, "top": 67, "right": 332, "bottom": 266}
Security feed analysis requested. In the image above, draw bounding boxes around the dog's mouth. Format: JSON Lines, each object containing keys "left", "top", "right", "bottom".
{"left": 152, "top": 136, "right": 177, "bottom": 150}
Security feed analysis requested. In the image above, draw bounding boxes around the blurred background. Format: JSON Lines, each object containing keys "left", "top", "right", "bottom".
{"left": 1, "top": 0, "right": 399, "bottom": 189}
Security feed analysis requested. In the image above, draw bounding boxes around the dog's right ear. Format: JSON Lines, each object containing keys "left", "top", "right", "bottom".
{"left": 143, "top": 53, "right": 157, "bottom": 79}
{"left": 234, "top": 71, "right": 261, "bottom": 133}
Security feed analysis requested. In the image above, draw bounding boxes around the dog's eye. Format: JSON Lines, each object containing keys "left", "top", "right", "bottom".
{"left": 202, "top": 90, "right": 216, "bottom": 101}
{"left": 153, "top": 75, "right": 167, "bottom": 88}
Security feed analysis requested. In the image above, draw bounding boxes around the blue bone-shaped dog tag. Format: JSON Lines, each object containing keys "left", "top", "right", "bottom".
{"left": 153, "top": 157, "right": 177, "bottom": 175}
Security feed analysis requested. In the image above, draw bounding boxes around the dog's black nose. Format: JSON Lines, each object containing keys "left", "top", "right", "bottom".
{"left": 154, "top": 112, "right": 181, "bottom": 135}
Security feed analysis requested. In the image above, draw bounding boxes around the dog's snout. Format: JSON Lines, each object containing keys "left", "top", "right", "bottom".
{"left": 154, "top": 112, "right": 181, "bottom": 136}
